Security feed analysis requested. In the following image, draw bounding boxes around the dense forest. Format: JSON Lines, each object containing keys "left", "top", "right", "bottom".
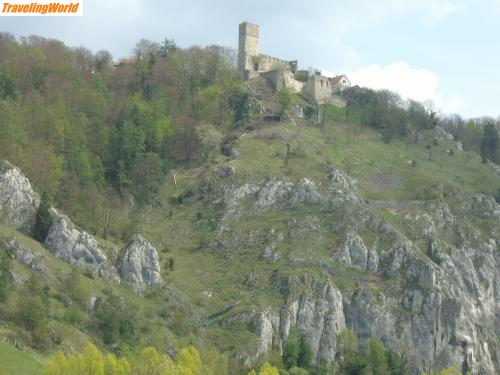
{"left": 0, "top": 33, "right": 251, "bottom": 238}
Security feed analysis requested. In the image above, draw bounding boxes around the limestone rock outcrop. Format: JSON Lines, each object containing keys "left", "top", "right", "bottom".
{"left": 44, "top": 209, "right": 119, "bottom": 282}
{"left": 333, "top": 231, "right": 378, "bottom": 273}
{"left": 211, "top": 169, "right": 499, "bottom": 374}
{"left": 0, "top": 160, "right": 40, "bottom": 233}
{"left": 245, "top": 276, "right": 347, "bottom": 365}
{"left": 0, "top": 235, "right": 46, "bottom": 276}
{"left": 117, "top": 234, "right": 163, "bottom": 292}
{"left": 221, "top": 172, "right": 360, "bottom": 224}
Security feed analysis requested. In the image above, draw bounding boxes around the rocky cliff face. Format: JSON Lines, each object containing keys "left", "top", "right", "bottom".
{"left": 117, "top": 234, "right": 163, "bottom": 292}
{"left": 44, "top": 208, "right": 120, "bottom": 282}
{"left": 0, "top": 161, "right": 39, "bottom": 233}
{"left": 207, "top": 166, "right": 499, "bottom": 374}
{"left": 0, "top": 160, "right": 167, "bottom": 292}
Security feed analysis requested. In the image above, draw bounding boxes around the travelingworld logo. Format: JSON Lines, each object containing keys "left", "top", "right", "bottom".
{"left": 1, "top": 0, "right": 83, "bottom": 16}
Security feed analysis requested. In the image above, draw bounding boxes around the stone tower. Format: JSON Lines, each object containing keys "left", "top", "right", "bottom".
{"left": 238, "top": 22, "right": 260, "bottom": 80}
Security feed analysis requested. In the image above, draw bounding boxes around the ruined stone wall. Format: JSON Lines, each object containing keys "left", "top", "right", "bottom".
{"left": 303, "top": 75, "right": 331, "bottom": 103}
{"left": 261, "top": 69, "right": 304, "bottom": 93}
{"left": 258, "top": 54, "right": 295, "bottom": 73}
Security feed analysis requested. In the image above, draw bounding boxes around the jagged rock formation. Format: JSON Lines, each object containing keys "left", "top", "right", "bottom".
{"left": 215, "top": 170, "right": 359, "bottom": 229}
{"left": 333, "top": 231, "right": 379, "bottom": 273}
{"left": 0, "top": 160, "right": 168, "bottom": 291}
{"left": 0, "top": 161, "right": 40, "bottom": 233}
{"left": 117, "top": 234, "right": 163, "bottom": 292}
{"left": 44, "top": 208, "right": 120, "bottom": 282}
{"left": 206, "top": 164, "right": 499, "bottom": 374}
{"left": 256, "top": 196, "right": 498, "bottom": 374}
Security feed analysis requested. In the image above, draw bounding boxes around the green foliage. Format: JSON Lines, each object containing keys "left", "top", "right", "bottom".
{"left": 339, "top": 351, "right": 366, "bottom": 375}
{"left": 385, "top": 350, "right": 409, "bottom": 375}
{"left": 0, "top": 66, "right": 16, "bottom": 100}
{"left": 33, "top": 192, "right": 51, "bottom": 242}
{"left": 283, "top": 328, "right": 301, "bottom": 368}
{"left": 366, "top": 337, "right": 388, "bottom": 375}
{"left": 176, "top": 345, "right": 202, "bottom": 374}
{"left": 277, "top": 88, "right": 293, "bottom": 118}
{"left": 422, "top": 366, "right": 462, "bottom": 375}
{"left": 283, "top": 328, "right": 312, "bottom": 370}
{"left": 17, "top": 275, "right": 50, "bottom": 349}
{"left": 297, "top": 334, "right": 312, "bottom": 368}
{"left": 159, "top": 38, "right": 177, "bottom": 58}
{"left": 42, "top": 344, "right": 109, "bottom": 375}
{"left": 0, "top": 252, "right": 11, "bottom": 302}
{"left": 230, "top": 89, "right": 250, "bottom": 127}
{"left": 259, "top": 362, "right": 280, "bottom": 375}
{"left": 495, "top": 187, "right": 500, "bottom": 204}
{"left": 0, "top": 35, "right": 243, "bottom": 233}
{"left": 42, "top": 344, "right": 233, "bottom": 375}
{"left": 343, "top": 87, "right": 437, "bottom": 142}
{"left": 480, "top": 122, "right": 499, "bottom": 163}
{"left": 336, "top": 328, "right": 359, "bottom": 355}
{"left": 92, "top": 290, "right": 138, "bottom": 346}
{"left": 135, "top": 346, "right": 175, "bottom": 375}
{"left": 294, "top": 70, "right": 309, "bottom": 83}
{"left": 289, "top": 367, "right": 310, "bottom": 375}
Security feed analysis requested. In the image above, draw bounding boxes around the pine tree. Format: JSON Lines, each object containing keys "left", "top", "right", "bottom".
{"left": 33, "top": 192, "right": 52, "bottom": 242}
{"left": 366, "top": 337, "right": 388, "bottom": 375}
{"left": 284, "top": 328, "right": 301, "bottom": 368}
{"left": 480, "top": 123, "right": 499, "bottom": 163}
{"left": 297, "top": 335, "right": 312, "bottom": 369}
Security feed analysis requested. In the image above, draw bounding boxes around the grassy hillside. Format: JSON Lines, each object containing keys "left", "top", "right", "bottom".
{"left": 0, "top": 82, "right": 498, "bottom": 374}
{"left": 0, "top": 342, "right": 43, "bottom": 375}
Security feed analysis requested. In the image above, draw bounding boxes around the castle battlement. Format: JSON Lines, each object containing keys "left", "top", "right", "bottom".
{"left": 237, "top": 21, "right": 349, "bottom": 104}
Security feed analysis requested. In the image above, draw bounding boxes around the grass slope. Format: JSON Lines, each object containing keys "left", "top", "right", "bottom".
{"left": 0, "top": 342, "right": 43, "bottom": 375}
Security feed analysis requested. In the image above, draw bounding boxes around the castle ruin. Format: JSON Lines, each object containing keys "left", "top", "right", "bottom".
{"left": 237, "top": 22, "right": 348, "bottom": 104}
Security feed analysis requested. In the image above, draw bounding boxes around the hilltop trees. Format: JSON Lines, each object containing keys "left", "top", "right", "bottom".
{"left": 0, "top": 34, "right": 247, "bottom": 236}
{"left": 343, "top": 87, "right": 438, "bottom": 143}
{"left": 480, "top": 122, "right": 499, "bottom": 163}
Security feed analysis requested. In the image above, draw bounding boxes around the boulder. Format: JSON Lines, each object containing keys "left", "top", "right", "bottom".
{"left": 44, "top": 208, "right": 119, "bottom": 282}
{"left": 333, "top": 232, "right": 378, "bottom": 273}
{"left": 117, "top": 234, "right": 163, "bottom": 292}
{"left": 0, "top": 235, "right": 46, "bottom": 276}
{"left": 0, "top": 160, "right": 40, "bottom": 233}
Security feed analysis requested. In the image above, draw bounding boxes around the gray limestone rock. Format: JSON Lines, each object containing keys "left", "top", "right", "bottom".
{"left": 0, "top": 160, "right": 40, "bottom": 233}
{"left": 117, "top": 234, "right": 163, "bottom": 292}
{"left": 45, "top": 209, "right": 119, "bottom": 282}
{"left": 0, "top": 235, "right": 46, "bottom": 275}
{"left": 333, "top": 232, "right": 378, "bottom": 273}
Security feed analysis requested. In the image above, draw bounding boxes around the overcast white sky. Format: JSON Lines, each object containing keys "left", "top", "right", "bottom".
{"left": 1, "top": 0, "right": 499, "bottom": 118}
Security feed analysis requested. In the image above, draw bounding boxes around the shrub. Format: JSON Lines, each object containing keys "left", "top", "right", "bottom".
{"left": 34, "top": 192, "right": 52, "bottom": 242}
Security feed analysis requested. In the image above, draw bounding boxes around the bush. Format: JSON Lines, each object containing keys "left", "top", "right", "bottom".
{"left": 17, "top": 275, "right": 50, "bottom": 349}
{"left": 33, "top": 192, "right": 52, "bottom": 242}
{"left": 0, "top": 252, "right": 11, "bottom": 302}
{"left": 294, "top": 70, "right": 309, "bottom": 83}
{"left": 92, "top": 290, "right": 138, "bottom": 346}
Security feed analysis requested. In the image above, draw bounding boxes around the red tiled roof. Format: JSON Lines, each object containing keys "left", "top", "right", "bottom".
{"left": 329, "top": 75, "right": 344, "bottom": 85}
